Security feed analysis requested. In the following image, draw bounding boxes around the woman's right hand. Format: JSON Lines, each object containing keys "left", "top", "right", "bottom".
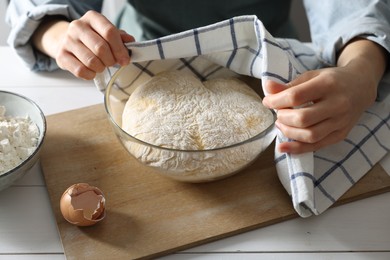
{"left": 33, "top": 10, "right": 135, "bottom": 80}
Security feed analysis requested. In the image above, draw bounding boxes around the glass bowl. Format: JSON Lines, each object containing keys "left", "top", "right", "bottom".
{"left": 104, "top": 66, "right": 276, "bottom": 182}
{"left": 0, "top": 91, "right": 46, "bottom": 192}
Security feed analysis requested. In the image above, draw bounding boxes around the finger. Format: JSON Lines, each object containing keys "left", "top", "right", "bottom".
{"left": 64, "top": 38, "right": 106, "bottom": 73}
{"left": 264, "top": 80, "right": 289, "bottom": 94}
{"left": 288, "top": 70, "right": 320, "bottom": 86}
{"left": 276, "top": 100, "right": 338, "bottom": 128}
{"left": 264, "top": 73, "right": 318, "bottom": 94}
{"left": 275, "top": 117, "right": 346, "bottom": 144}
{"left": 278, "top": 140, "right": 316, "bottom": 154}
{"left": 85, "top": 12, "right": 130, "bottom": 66}
{"left": 263, "top": 81, "right": 288, "bottom": 108}
{"left": 278, "top": 130, "right": 347, "bottom": 154}
{"left": 264, "top": 75, "right": 326, "bottom": 109}
{"left": 69, "top": 19, "right": 116, "bottom": 67}
{"left": 57, "top": 52, "right": 96, "bottom": 80}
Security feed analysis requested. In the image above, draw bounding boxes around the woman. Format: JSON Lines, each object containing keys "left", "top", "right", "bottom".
{"left": 6, "top": 0, "right": 390, "bottom": 154}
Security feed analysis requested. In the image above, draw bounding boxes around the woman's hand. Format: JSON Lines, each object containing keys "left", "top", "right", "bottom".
{"left": 33, "top": 11, "right": 135, "bottom": 80}
{"left": 263, "top": 67, "right": 376, "bottom": 154}
{"left": 263, "top": 39, "right": 387, "bottom": 154}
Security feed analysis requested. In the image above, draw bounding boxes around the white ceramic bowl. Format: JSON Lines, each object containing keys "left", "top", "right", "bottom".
{"left": 104, "top": 67, "right": 276, "bottom": 182}
{"left": 0, "top": 91, "right": 46, "bottom": 192}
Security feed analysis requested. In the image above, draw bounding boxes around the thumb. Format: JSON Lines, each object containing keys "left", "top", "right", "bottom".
{"left": 288, "top": 70, "right": 321, "bottom": 87}
{"left": 264, "top": 71, "right": 319, "bottom": 95}
{"left": 264, "top": 80, "right": 290, "bottom": 94}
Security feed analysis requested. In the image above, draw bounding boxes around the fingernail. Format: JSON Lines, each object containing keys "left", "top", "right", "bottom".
{"left": 119, "top": 57, "right": 130, "bottom": 66}
{"left": 278, "top": 145, "right": 289, "bottom": 154}
{"left": 262, "top": 98, "right": 269, "bottom": 107}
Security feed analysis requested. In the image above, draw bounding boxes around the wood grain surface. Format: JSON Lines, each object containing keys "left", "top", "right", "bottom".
{"left": 40, "top": 104, "right": 390, "bottom": 260}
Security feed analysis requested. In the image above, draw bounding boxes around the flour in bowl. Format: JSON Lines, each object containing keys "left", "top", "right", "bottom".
{"left": 0, "top": 106, "right": 39, "bottom": 174}
{"left": 121, "top": 71, "right": 274, "bottom": 181}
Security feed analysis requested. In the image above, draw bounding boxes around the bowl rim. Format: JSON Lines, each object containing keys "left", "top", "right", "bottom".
{"left": 0, "top": 90, "right": 47, "bottom": 178}
{"left": 104, "top": 66, "right": 276, "bottom": 153}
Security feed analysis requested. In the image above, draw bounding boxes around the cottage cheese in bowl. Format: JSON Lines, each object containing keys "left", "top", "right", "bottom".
{"left": 0, "top": 90, "right": 46, "bottom": 191}
{"left": 0, "top": 106, "right": 39, "bottom": 174}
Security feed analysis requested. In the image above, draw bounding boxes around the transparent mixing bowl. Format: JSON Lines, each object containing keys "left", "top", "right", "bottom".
{"left": 104, "top": 66, "right": 276, "bottom": 182}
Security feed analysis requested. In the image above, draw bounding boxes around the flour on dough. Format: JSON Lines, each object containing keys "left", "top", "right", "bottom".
{"left": 121, "top": 71, "right": 274, "bottom": 181}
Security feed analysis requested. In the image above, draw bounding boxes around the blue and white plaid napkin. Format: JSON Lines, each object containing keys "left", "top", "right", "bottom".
{"left": 95, "top": 15, "right": 390, "bottom": 217}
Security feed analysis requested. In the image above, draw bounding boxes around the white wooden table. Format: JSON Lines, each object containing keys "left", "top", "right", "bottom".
{"left": 0, "top": 46, "right": 389, "bottom": 260}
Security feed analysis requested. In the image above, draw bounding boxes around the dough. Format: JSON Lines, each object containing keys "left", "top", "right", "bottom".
{"left": 121, "top": 71, "right": 274, "bottom": 182}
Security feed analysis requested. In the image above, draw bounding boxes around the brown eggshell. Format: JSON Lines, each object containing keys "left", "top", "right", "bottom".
{"left": 60, "top": 183, "right": 106, "bottom": 226}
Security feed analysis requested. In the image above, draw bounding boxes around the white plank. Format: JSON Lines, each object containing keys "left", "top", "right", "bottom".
{"left": 1, "top": 87, "right": 102, "bottom": 116}
{"left": 164, "top": 252, "right": 390, "bottom": 260}
{"left": 0, "top": 255, "right": 65, "bottom": 260}
{"left": 181, "top": 192, "right": 390, "bottom": 252}
{"left": 0, "top": 47, "right": 91, "bottom": 87}
{"left": 12, "top": 162, "right": 46, "bottom": 187}
{"left": 0, "top": 0, "right": 10, "bottom": 46}
{"left": 0, "top": 187, "right": 63, "bottom": 254}
{"left": 1, "top": 252, "right": 389, "bottom": 260}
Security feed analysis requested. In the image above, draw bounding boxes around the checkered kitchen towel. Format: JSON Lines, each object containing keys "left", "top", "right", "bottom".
{"left": 95, "top": 15, "right": 390, "bottom": 217}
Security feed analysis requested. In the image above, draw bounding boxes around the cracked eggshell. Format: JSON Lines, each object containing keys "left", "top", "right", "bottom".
{"left": 60, "top": 183, "right": 106, "bottom": 226}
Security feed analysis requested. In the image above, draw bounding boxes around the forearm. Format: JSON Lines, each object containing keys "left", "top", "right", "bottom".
{"left": 336, "top": 39, "right": 388, "bottom": 104}
{"left": 32, "top": 18, "right": 70, "bottom": 59}
{"left": 6, "top": 0, "right": 104, "bottom": 71}
{"left": 338, "top": 39, "right": 387, "bottom": 81}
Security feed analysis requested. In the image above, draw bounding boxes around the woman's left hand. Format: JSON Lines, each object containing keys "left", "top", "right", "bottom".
{"left": 263, "top": 65, "right": 377, "bottom": 154}
{"left": 263, "top": 39, "right": 387, "bottom": 154}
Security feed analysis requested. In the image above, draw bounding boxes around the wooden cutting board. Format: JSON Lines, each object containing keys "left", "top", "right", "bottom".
{"left": 40, "top": 104, "right": 390, "bottom": 260}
